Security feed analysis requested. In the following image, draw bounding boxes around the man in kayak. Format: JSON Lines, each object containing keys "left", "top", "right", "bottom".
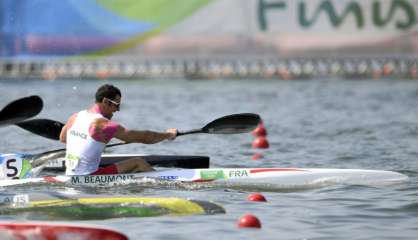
{"left": 59, "top": 84, "right": 177, "bottom": 175}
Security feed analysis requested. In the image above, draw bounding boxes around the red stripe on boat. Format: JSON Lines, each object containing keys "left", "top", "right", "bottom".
{"left": 192, "top": 179, "right": 215, "bottom": 183}
{"left": 43, "top": 176, "right": 61, "bottom": 183}
{"left": 250, "top": 168, "right": 307, "bottom": 174}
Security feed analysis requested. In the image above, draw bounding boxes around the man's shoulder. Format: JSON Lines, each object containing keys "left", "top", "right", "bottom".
{"left": 92, "top": 117, "right": 110, "bottom": 123}
{"left": 89, "top": 118, "right": 121, "bottom": 142}
{"left": 91, "top": 118, "right": 121, "bottom": 129}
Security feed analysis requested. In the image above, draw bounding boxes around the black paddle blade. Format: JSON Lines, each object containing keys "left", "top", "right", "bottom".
{"left": 202, "top": 113, "right": 261, "bottom": 134}
{"left": 16, "top": 119, "right": 64, "bottom": 140}
{"left": 0, "top": 96, "right": 43, "bottom": 127}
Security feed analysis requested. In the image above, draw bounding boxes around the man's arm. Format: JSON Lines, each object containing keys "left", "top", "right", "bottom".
{"left": 114, "top": 125, "right": 177, "bottom": 144}
{"left": 59, "top": 113, "right": 77, "bottom": 143}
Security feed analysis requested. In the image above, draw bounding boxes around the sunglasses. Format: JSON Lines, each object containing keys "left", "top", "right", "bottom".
{"left": 104, "top": 97, "right": 121, "bottom": 109}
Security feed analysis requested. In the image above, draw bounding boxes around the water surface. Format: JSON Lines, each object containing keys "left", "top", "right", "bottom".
{"left": 0, "top": 78, "right": 417, "bottom": 239}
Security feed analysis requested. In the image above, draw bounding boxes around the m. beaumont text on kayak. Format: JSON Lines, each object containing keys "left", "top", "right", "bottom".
{"left": 71, "top": 174, "right": 135, "bottom": 185}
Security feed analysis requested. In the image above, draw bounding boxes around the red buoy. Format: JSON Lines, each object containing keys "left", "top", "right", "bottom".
{"left": 252, "top": 136, "right": 269, "bottom": 149}
{"left": 237, "top": 214, "right": 262, "bottom": 228}
{"left": 252, "top": 123, "right": 267, "bottom": 137}
{"left": 247, "top": 193, "right": 267, "bottom": 202}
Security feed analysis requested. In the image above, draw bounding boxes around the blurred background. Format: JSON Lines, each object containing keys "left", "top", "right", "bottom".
{"left": 1, "top": 2, "right": 418, "bottom": 239}
{"left": 1, "top": 0, "right": 417, "bottom": 80}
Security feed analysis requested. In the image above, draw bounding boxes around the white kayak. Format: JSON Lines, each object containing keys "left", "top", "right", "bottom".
{"left": 0, "top": 153, "right": 209, "bottom": 179}
{"left": 0, "top": 167, "right": 408, "bottom": 189}
{"left": 43, "top": 154, "right": 210, "bottom": 170}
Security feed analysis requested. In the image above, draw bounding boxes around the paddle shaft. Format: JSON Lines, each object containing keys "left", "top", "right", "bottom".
{"left": 177, "top": 129, "right": 203, "bottom": 136}
{"left": 18, "top": 113, "right": 260, "bottom": 141}
{"left": 26, "top": 113, "right": 261, "bottom": 167}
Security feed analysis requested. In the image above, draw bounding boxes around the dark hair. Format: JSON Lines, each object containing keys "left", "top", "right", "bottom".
{"left": 95, "top": 84, "right": 121, "bottom": 102}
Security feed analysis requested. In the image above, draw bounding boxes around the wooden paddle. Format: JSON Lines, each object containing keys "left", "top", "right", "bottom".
{"left": 0, "top": 96, "right": 43, "bottom": 127}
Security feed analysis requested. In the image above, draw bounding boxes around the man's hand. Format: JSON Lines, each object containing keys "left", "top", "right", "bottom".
{"left": 166, "top": 128, "right": 178, "bottom": 140}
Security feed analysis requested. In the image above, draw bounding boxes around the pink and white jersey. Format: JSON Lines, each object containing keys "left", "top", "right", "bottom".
{"left": 65, "top": 110, "right": 107, "bottom": 175}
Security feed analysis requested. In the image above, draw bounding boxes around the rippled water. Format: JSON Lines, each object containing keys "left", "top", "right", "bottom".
{"left": 0, "top": 78, "right": 417, "bottom": 239}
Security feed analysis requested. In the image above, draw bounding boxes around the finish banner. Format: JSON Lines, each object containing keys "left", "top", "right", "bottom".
{"left": 0, "top": 0, "right": 416, "bottom": 58}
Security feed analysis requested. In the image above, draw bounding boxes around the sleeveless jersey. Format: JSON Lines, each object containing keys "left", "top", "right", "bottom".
{"left": 65, "top": 110, "right": 106, "bottom": 175}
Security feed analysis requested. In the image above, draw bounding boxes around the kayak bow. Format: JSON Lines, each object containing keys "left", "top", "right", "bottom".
{"left": 0, "top": 222, "right": 128, "bottom": 240}
{"left": 0, "top": 193, "right": 225, "bottom": 220}
{"left": 0, "top": 167, "right": 408, "bottom": 190}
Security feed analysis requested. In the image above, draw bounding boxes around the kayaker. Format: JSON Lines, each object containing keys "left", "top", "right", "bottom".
{"left": 59, "top": 84, "right": 177, "bottom": 175}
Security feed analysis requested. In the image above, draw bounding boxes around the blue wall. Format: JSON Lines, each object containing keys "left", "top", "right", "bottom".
{"left": 0, "top": 0, "right": 153, "bottom": 58}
